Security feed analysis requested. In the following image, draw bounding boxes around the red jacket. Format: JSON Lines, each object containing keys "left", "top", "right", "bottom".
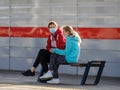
{"left": 46, "top": 28, "right": 66, "bottom": 50}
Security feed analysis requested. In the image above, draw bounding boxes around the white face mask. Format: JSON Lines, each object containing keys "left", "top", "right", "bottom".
{"left": 49, "top": 28, "right": 56, "bottom": 33}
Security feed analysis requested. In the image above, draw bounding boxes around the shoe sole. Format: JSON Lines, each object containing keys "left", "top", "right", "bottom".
{"left": 40, "top": 76, "right": 53, "bottom": 80}
{"left": 47, "top": 82, "right": 59, "bottom": 84}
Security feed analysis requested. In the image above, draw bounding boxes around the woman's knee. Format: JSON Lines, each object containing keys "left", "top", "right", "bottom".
{"left": 51, "top": 53, "right": 57, "bottom": 57}
{"left": 38, "top": 49, "right": 46, "bottom": 55}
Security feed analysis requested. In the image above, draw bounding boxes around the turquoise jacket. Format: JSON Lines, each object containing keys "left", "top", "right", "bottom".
{"left": 53, "top": 32, "right": 81, "bottom": 63}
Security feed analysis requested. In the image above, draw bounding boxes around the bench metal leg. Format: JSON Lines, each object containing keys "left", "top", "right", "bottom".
{"left": 94, "top": 61, "right": 105, "bottom": 85}
{"left": 81, "top": 62, "right": 91, "bottom": 85}
{"left": 81, "top": 61, "right": 105, "bottom": 85}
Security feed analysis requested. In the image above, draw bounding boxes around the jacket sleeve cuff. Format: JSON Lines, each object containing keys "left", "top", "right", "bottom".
{"left": 52, "top": 48, "right": 56, "bottom": 53}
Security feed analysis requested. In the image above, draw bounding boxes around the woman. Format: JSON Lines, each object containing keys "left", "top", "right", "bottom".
{"left": 40, "top": 25, "right": 82, "bottom": 84}
{"left": 22, "top": 21, "right": 66, "bottom": 77}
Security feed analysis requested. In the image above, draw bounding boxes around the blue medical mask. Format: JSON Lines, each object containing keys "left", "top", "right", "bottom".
{"left": 49, "top": 28, "right": 56, "bottom": 33}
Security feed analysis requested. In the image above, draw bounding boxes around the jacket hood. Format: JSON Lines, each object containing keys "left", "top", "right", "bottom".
{"left": 54, "top": 28, "right": 62, "bottom": 36}
{"left": 67, "top": 32, "right": 81, "bottom": 43}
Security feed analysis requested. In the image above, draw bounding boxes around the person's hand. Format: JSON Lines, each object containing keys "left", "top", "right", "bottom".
{"left": 49, "top": 48, "right": 53, "bottom": 53}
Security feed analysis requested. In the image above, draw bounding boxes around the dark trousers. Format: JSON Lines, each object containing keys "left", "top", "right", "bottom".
{"left": 33, "top": 49, "right": 51, "bottom": 72}
{"left": 49, "top": 53, "right": 68, "bottom": 78}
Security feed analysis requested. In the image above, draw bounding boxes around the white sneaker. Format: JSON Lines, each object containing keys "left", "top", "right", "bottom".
{"left": 39, "top": 71, "right": 53, "bottom": 80}
{"left": 47, "top": 78, "right": 60, "bottom": 84}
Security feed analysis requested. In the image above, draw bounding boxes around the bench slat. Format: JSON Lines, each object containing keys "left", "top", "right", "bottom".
{"left": 60, "top": 61, "right": 103, "bottom": 67}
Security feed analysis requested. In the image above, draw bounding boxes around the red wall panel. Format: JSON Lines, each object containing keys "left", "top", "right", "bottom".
{"left": 0, "top": 26, "right": 120, "bottom": 39}
{"left": 0, "top": 27, "right": 9, "bottom": 37}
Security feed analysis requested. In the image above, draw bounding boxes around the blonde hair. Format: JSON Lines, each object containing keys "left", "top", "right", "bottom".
{"left": 63, "top": 25, "right": 75, "bottom": 37}
{"left": 63, "top": 25, "right": 82, "bottom": 43}
{"left": 48, "top": 21, "right": 58, "bottom": 28}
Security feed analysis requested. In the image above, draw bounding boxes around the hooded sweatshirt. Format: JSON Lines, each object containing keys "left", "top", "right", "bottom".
{"left": 46, "top": 28, "right": 66, "bottom": 50}
{"left": 53, "top": 32, "right": 81, "bottom": 63}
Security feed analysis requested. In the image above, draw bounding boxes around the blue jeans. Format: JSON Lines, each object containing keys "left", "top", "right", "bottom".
{"left": 49, "top": 53, "right": 68, "bottom": 78}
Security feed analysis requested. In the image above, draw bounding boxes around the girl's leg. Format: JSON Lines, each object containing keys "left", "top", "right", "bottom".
{"left": 49, "top": 53, "right": 58, "bottom": 70}
{"left": 22, "top": 49, "right": 51, "bottom": 76}
{"left": 40, "top": 53, "right": 57, "bottom": 79}
{"left": 40, "top": 54, "right": 68, "bottom": 79}
{"left": 33, "top": 49, "right": 51, "bottom": 70}
{"left": 40, "top": 50, "right": 51, "bottom": 72}
{"left": 47, "top": 54, "right": 68, "bottom": 84}
{"left": 52, "top": 54, "right": 68, "bottom": 78}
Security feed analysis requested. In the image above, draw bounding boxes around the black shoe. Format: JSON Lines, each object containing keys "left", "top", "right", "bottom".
{"left": 37, "top": 79, "right": 47, "bottom": 83}
{"left": 22, "top": 69, "right": 35, "bottom": 76}
{"left": 37, "top": 78, "right": 52, "bottom": 83}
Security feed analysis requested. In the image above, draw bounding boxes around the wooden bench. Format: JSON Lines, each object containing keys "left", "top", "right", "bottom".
{"left": 37, "top": 60, "right": 106, "bottom": 85}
